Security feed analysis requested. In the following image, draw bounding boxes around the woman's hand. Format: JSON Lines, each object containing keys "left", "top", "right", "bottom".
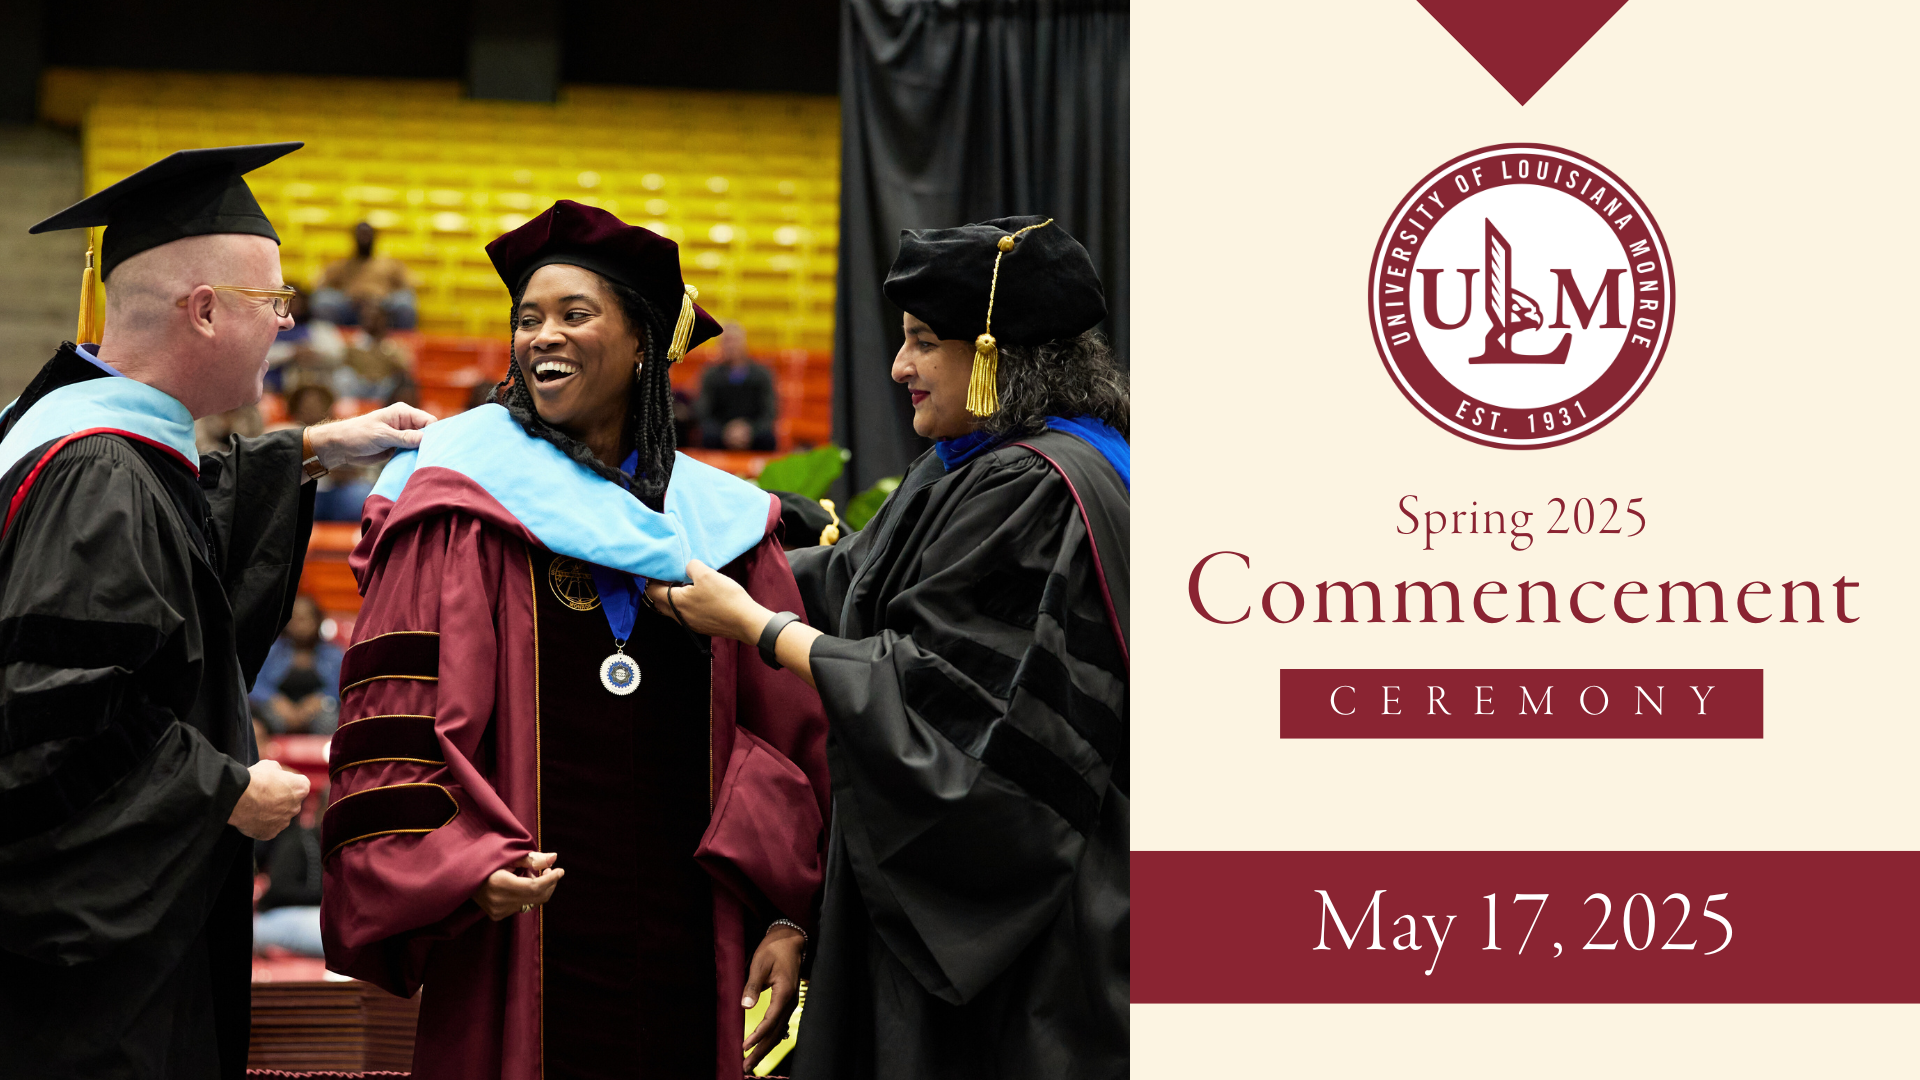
{"left": 741, "top": 923, "right": 805, "bottom": 1073}
{"left": 471, "top": 852, "right": 564, "bottom": 921}
{"left": 648, "top": 560, "right": 823, "bottom": 688}
{"left": 646, "top": 560, "right": 767, "bottom": 645}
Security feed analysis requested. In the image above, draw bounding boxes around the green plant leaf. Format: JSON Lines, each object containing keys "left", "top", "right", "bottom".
{"left": 843, "top": 475, "right": 901, "bottom": 531}
{"left": 754, "top": 444, "right": 846, "bottom": 499}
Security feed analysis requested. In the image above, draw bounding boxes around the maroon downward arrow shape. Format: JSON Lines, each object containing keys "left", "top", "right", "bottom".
{"left": 1419, "top": 0, "right": 1630, "bottom": 105}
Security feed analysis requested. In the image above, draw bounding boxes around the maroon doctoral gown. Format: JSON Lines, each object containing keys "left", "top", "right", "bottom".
{"left": 319, "top": 411, "right": 828, "bottom": 1080}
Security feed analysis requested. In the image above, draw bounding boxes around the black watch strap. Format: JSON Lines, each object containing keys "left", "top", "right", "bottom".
{"left": 758, "top": 611, "right": 802, "bottom": 670}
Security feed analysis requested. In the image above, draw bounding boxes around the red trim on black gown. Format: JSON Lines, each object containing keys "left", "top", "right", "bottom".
{"left": 4, "top": 428, "right": 197, "bottom": 535}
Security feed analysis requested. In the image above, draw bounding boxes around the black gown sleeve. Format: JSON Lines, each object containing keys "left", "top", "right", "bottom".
{"left": 0, "top": 438, "right": 251, "bottom": 967}
{"left": 786, "top": 521, "right": 870, "bottom": 631}
{"left": 200, "top": 429, "right": 316, "bottom": 687}
{"left": 805, "top": 453, "right": 1128, "bottom": 1005}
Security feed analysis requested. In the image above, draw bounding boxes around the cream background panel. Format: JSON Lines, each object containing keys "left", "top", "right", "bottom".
{"left": 1137, "top": 1005, "right": 1912, "bottom": 1075}
{"left": 1132, "top": 0, "right": 1916, "bottom": 1073}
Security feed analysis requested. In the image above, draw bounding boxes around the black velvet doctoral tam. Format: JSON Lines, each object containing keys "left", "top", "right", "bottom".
{"left": 883, "top": 215, "right": 1107, "bottom": 346}
{"left": 30, "top": 143, "right": 300, "bottom": 278}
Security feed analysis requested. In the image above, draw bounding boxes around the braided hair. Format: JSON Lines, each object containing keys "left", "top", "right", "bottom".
{"left": 492, "top": 274, "right": 679, "bottom": 512}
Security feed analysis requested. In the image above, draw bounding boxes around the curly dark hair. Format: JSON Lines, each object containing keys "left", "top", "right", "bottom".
{"left": 979, "top": 329, "right": 1129, "bottom": 440}
{"left": 492, "top": 275, "right": 678, "bottom": 512}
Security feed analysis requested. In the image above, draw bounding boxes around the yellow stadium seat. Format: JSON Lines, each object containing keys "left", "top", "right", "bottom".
{"left": 64, "top": 69, "right": 839, "bottom": 364}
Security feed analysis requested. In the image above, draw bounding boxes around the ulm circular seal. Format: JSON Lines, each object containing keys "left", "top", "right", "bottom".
{"left": 1368, "top": 144, "right": 1675, "bottom": 448}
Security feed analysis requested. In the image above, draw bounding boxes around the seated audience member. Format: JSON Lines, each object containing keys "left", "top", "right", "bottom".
{"left": 250, "top": 595, "right": 344, "bottom": 735}
{"left": 672, "top": 385, "right": 696, "bottom": 447}
{"left": 268, "top": 286, "right": 347, "bottom": 390}
{"left": 466, "top": 378, "right": 500, "bottom": 412}
{"left": 340, "top": 305, "right": 417, "bottom": 404}
{"left": 313, "top": 222, "right": 417, "bottom": 329}
{"left": 314, "top": 463, "right": 377, "bottom": 521}
{"left": 277, "top": 384, "right": 336, "bottom": 431}
{"left": 273, "top": 385, "right": 377, "bottom": 520}
{"left": 252, "top": 714, "right": 325, "bottom": 958}
{"left": 464, "top": 377, "right": 502, "bottom": 412}
{"left": 696, "top": 321, "right": 778, "bottom": 450}
{"left": 279, "top": 340, "right": 352, "bottom": 400}
{"left": 194, "top": 402, "right": 265, "bottom": 456}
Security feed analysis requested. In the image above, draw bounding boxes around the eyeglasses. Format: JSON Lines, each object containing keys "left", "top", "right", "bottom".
{"left": 176, "top": 286, "right": 297, "bottom": 317}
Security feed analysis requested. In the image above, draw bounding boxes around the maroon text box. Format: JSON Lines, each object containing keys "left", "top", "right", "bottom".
{"left": 1134, "top": 850, "right": 1919, "bottom": 1003}
{"left": 1279, "top": 668, "right": 1762, "bottom": 737}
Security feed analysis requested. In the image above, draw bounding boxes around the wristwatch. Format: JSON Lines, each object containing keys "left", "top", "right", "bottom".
{"left": 301, "top": 427, "right": 328, "bottom": 481}
{"left": 758, "top": 611, "right": 801, "bottom": 669}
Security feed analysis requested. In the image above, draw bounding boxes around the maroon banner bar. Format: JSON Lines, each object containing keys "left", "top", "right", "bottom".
{"left": 1133, "top": 850, "right": 1920, "bottom": 1003}
{"left": 1280, "top": 668, "right": 1762, "bottom": 737}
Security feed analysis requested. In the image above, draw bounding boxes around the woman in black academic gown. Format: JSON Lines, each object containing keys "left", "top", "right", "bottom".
{"left": 651, "top": 216, "right": 1130, "bottom": 1079}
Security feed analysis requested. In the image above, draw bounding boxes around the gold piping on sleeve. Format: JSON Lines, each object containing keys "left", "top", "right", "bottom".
{"left": 341, "top": 674, "right": 439, "bottom": 694}
{"left": 347, "top": 629, "right": 443, "bottom": 644}
{"left": 329, "top": 756, "right": 444, "bottom": 776}
{"left": 336, "top": 712, "right": 436, "bottom": 728}
{"left": 321, "top": 782, "right": 460, "bottom": 859}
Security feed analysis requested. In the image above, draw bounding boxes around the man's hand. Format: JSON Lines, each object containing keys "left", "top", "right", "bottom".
{"left": 306, "top": 402, "right": 436, "bottom": 469}
{"left": 742, "top": 923, "right": 805, "bottom": 1072}
{"left": 472, "top": 852, "right": 564, "bottom": 921}
{"left": 228, "top": 760, "right": 310, "bottom": 840}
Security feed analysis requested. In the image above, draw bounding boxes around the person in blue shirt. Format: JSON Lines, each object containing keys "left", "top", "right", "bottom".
{"left": 249, "top": 594, "right": 344, "bottom": 735}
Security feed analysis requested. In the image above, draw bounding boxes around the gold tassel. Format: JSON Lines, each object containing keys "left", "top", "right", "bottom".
{"left": 966, "top": 334, "right": 999, "bottom": 417}
{"left": 817, "top": 498, "right": 843, "bottom": 546}
{"left": 667, "top": 283, "right": 699, "bottom": 362}
{"left": 76, "top": 229, "right": 100, "bottom": 345}
{"left": 965, "top": 218, "right": 1053, "bottom": 418}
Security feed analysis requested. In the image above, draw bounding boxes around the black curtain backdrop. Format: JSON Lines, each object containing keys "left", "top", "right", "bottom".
{"left": 834, "top": 0, "right": 1129, "bottom": 490}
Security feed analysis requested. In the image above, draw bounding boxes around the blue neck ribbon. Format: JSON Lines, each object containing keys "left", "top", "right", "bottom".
{"left": 585, "top": 448, "right": 646, "bottom": 644}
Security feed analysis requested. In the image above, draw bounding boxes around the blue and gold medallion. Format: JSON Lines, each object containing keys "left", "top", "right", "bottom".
{"left": 599, "top": 644, "right": 640, "bottom": 696}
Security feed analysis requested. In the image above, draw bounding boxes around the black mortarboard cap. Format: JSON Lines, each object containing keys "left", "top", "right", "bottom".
{"left": 29, "top": 143, "right": 302, "bottom": 278}
{"left": 883, "top": 215, "right": 1107, "bottom": 347}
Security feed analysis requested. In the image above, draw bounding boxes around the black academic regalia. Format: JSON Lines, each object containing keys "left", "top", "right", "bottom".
{"left": 788, "top": 430, "right": 1129, "bottom": 1080}
{"left": 0, "top": 346, "right": 315, "bottom": 1079}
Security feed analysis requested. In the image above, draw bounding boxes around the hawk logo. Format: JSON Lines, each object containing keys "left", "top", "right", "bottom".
{"left": 1369, "top": 144, "right": 1674, "bottom": 448}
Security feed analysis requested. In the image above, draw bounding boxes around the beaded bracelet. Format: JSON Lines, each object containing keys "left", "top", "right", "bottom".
{"left": 769, "top": 917, "right": 808, "bottom": 954}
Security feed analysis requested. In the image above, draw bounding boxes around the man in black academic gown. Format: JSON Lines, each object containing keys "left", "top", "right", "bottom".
{"left": 0, "top": 143, "right": 434, "bottom": 1079}
{"left": 648, "top": 216, "right": 1129, "bottom": 1079}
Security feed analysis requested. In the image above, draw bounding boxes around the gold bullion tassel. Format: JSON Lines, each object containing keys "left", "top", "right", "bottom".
{"left": 967, "top": 333, "right": 999, "bottom": 417}
{"left": 667, "top": 283, "right": 699, "bottom": 362}
{"left": 817, "top": 498, "right": 843, "bottom": 546}
{"left": 76, "top": 230, "right": 100, "bottom": 344}
{"left": 966, "top": 218, "right": 1054, "bottom": 418}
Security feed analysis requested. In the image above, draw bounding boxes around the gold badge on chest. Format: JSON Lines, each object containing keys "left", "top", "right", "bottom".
{"left": 547, "top": 555, "right": 602, "bottom": 611}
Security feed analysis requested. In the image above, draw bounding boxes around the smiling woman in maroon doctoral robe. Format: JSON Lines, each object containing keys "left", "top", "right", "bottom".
{"left": 319, "top": 200, "right": 829, "bottom": 1079}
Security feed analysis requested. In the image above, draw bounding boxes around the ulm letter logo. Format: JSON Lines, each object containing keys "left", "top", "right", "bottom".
{"left": 1369, "top": 144, "right": 1675, "bottom": 449}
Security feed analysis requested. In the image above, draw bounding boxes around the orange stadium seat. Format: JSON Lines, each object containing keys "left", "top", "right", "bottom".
{"left": 301, "top": 522, "right": 363, "bottom": 617}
